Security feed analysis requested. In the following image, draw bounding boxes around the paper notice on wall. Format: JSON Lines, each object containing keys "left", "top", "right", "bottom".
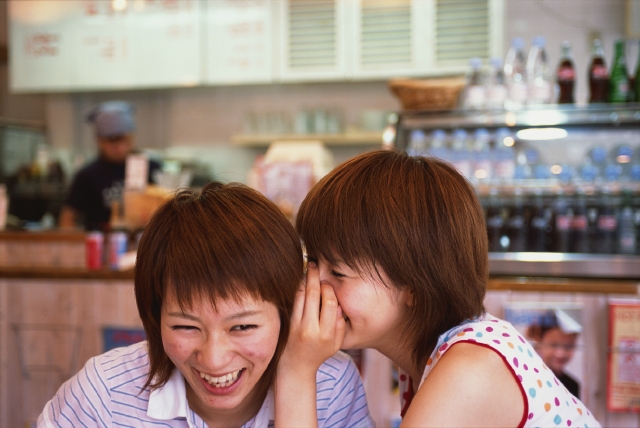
{"left": 608, "top": 301, "right": 640, "bottom": 412}
{"left": 125, "top": 154, "right": 148, "bottom": 191}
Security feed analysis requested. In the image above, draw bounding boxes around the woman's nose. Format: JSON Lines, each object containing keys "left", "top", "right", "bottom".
{"left": 199, "top": 334, "right": 233, "bottom": 370}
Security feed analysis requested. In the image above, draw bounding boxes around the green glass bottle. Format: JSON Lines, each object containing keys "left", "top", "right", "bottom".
{"left": 635, "top": 43, "right": 640, "bottom": 102}
{"left": 609, "top": 39, "right": 630, "bottom": 103}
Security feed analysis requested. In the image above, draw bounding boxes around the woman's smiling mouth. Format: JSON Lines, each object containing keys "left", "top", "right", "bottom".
{"left": 199, "top": 368, "right": 244, "bottom": 388}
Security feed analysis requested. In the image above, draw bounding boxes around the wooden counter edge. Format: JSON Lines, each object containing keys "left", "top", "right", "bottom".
{"left": 0, "top": 230, "right": 86, "bottom": 242}
{"left": 0, "top": 269, "right": 637, "bottom": 292}
{"left": 0, "top": 267, "right": 134, "bottom": 280}
{"left": 488, "top": 276, "right": 640, "bottom": 295}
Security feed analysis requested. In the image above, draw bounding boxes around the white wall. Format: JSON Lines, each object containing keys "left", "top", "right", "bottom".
{"left": 36, "top": 0, "right": 630, "bottom": 183}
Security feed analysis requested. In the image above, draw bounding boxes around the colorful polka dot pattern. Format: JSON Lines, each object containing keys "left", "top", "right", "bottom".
{"left": 397, "top": 313, "right": 601, "bottom": 428}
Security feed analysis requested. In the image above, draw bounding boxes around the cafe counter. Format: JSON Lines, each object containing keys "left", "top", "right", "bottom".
{"left": 1, "top": 231, "right": 639, "bottom": 426}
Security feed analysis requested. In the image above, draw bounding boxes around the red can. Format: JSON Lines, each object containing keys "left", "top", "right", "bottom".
{"left": 86, "top": 232, "right": 104, "bottom": 270}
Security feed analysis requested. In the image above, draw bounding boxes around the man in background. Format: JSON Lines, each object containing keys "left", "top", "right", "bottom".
{"left": 527, "top": 309, "right": 582, "bottom": 398}
{"left": 58, "top": 101, "right": 161, "bottom": 231}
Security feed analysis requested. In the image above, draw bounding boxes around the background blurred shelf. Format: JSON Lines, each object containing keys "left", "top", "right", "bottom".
{"left": 230, "top": 131, "right": 383, "bottom": 147}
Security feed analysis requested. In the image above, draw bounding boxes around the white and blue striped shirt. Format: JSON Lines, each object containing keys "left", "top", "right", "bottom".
{"left": 37, "top": 341, "right": 373, "bottom": 428}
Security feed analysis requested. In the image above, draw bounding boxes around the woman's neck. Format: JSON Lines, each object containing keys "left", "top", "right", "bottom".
{"left": 376, "top": 340, "right": 427, "bottom": 390}
{"left": 186, "top": 382, "right": 266, "bottom": 428}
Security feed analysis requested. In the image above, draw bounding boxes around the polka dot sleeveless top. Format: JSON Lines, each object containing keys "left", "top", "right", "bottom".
{"left": 398, "top": 313, "right": 601, "bottom": 428}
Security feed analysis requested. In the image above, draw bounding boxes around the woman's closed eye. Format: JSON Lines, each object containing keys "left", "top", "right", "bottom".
{"left": 171, "top": 325, "right": 199, "bottom": 331}
{"left": 231, "top": 324, "right": 258, "bottom": 332}
{"left": 331, "top": 270, "right": 346, "bottom": 278}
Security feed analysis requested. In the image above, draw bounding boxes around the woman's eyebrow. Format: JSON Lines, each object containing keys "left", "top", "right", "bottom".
{"left": 166, "top": 309, "right": 264, "bottom": 322}
{"left": 227, "top": 310, "right": 262, "bottom": 321}
{"left": 166, "top": 312, "right": 199, "bottom": 321}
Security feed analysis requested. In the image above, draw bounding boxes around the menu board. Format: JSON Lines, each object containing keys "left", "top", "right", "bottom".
{"left": 203, "top": 0, "right": 273, "bottom": 84}
{"left": 608, "top": 301, "right": 640, "bottom": 412}
{"left": 9, "top": 0, "right": 201, "bottom": 92}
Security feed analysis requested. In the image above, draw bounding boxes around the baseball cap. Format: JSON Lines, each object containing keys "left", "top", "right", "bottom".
{"left": 87, "top": 101, "right": 136, "bottom": 138}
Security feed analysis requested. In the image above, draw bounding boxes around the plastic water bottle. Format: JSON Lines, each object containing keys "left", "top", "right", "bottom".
{"left": 504, "top": 37, "right": 528, "bottom": 109}
{"left": 611, "top": 144, "right": 635, "bottom": 182}
{"left": 527, "top": 36, "right": 554, "bottom": 105}
{"left": 472, "top": 128, "right": 492, "bottom": 182}
{"left": 427, "top": 129, "right": 450, "bottom": 162}
{"left": 462, "top": 58, "right": 486, "bottom": 110}
{"left": 492, "top": 128, "right": 516, "bottom": 181}
{"left": 584, "top": 146, "right": 608, "bottom": 183}
{"left": 450, "top": 129, "right": 473, "bottom": 179}
{"left": 407, "top": 130, "right": 428, "bottom": 157}
{"left": 514, "top": 146, "right": 540, "bottom": 180}
{"left": 486, "top": 57, "right": 507, "bottom": 110}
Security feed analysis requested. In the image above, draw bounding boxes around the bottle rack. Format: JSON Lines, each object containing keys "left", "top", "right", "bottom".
{"left": 395, "top": 104, "right": 640, "bottom": 280}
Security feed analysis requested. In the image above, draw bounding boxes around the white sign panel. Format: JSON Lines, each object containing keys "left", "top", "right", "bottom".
{"left": 9, "top": 1, "right": 80, "bottom": 91}
{"left": 9, "top": 0, "right": 202, "bottom": 92}
{"left": 204, "top": 0, "right": 273, "bottom": 84}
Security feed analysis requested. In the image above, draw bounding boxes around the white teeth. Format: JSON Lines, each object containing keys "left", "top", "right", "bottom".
{"left": 200, "top": 369, "right": 242, "bottom": 387}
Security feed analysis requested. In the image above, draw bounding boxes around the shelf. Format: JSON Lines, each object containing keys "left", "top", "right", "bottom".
{"left": 230, "top": 131, "right": 383, "bottom": 147}
{"left": 398, "top": 103, "right": 640, "bottom": 131}
{"left": 487, "top": 276, "right": 639, "bottom": 295}
{"left": 489, "top": 252, "right": 640, "bottom": 279}
{"left": 474, "top": 181, "right": 640, "bottom": 196}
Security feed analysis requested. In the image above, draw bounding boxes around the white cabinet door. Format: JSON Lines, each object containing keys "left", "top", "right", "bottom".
{"left": 276, "top": 0, "right": 347, "bottom": 82}
{"left": 349, "top": 0, "right": 504, "bottom": 80}
{"left": 203, "top": 0, "right": 274, "bottom": 85}
{"left": 349, "top": 0, "right": 419, "bottom": 79}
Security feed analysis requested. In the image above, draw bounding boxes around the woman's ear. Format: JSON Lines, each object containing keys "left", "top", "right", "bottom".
{"left": 400, "top": 288, "right": 414, "bottom": 307}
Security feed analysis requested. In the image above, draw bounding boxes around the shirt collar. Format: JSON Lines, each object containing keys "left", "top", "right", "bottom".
{"left": 147, "top": 369, "right": 189, "bottom": 420}
{"left": 147, "top": 370, "right": 275, "bottom": 428}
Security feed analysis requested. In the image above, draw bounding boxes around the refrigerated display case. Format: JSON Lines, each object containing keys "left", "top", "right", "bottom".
{"left": 394, "top": 103, "right": 640, "bottom": 283}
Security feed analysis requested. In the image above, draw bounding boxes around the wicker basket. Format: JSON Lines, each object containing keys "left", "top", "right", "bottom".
{"left": 388, "top": 77, "right": 466, "bottom": 111}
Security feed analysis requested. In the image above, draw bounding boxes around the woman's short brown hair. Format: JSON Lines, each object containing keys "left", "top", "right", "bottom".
{"left": 296, "top": 150, "right": 487, "bottom": 369}
{"left": 135, "top": 181, "right": 303, "bottom": 397}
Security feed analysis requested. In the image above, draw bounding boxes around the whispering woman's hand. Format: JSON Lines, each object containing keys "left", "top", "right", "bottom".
{"left": 274, "top": 261, "right": 346, "bottom": 427}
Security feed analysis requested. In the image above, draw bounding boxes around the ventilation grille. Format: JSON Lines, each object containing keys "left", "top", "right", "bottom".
{"left": 288, "top": 0, "right": 336, "bottom": 69}
{"left": 360, "top": 0, "right": 412, "bottom": 66}
{"left": 435, "top": 0, "right": 489, "bottom": 65}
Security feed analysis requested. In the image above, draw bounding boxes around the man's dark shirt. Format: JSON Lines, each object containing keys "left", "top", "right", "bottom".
{"left": 64, "top": 157, "right": 161, "bottom": 230}
{"left": 557, "top": 371, "right": 580, "bottom": 399}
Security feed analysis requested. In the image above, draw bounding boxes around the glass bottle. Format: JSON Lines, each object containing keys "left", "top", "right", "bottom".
{"left": 569, "top": 189, "right": 590, "bottom": 253}
{"left": 609, "top": 39, "right": 630, "bottom": 103}
{"left": 528, "top": 190, "right": 553, "bottom": 252}
{"left": 506, "top": 189, "right": 528, "bottom": 252}
{"left": 595, "top": 188, "right": 617, "bottom": 254}
{"left": 556, "top": 41, "right": 575, "bottom": 104}
{"left": 552, "top": 189, "right": 572, "bottom": 253}
{"left": 588, "top": 39, "right": 609, "bottom": 103}
{"left": 486, "top": 188, "right": 506, "bottom": 252}
{"left": 617, "top": 190, "right": 637, "bottom": 254}
{"left": 635, "top": 41, "right": 640, "bottom": 102}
